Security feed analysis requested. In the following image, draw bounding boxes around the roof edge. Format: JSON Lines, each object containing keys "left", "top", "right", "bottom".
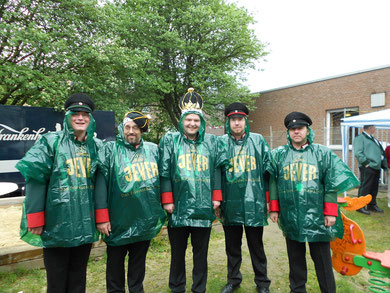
{"left": 254, "top": 64, "right": 390, "bottom": 94}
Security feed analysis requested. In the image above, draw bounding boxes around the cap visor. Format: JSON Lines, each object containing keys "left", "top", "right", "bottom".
{"left": 287, "top": 122, "right": 308, "bottom": 129}
{"left": 68, "top": 105, "right": 92, "bottom": 113}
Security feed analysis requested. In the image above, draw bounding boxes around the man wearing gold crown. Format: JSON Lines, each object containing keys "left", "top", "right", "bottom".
{"left": 159, "top": 88, "right": 227, "bottom": 293}
{"left": 94, "top": 111, "right": 166, "bottom": 293}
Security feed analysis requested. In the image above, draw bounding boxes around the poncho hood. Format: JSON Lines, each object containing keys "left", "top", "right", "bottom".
{"left": 225, "top": 116, "right": 250, "bottom": 143}
{"left": 116, "top": 121, "right": 143, "bottom": 151}
{"left": 286, "top": 126, "right": 315, "bottom": 148}
{"left": 178, "top": 110, "right": 206, "bottom": 143}
{"left": 64, "top": 110, "right": 96, "bottom": 142}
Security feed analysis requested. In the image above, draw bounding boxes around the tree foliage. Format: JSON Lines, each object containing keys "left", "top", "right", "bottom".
{"left": 1, "top": 0, "right": 267, "bottom": 131}
{"left": 1, "top": 0, "right": 102, "bottom": 107}
{"left": 108, "top": 0, "right": 267, "bottom": 128}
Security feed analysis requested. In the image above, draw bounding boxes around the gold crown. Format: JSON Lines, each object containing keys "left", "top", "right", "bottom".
{"left": 179, "top": 88, "right": 203, "bottom": 111}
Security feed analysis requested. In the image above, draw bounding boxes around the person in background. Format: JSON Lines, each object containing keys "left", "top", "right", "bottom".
{"left": 385, "top": 145, "right": 390, "bottom": 208}
{"left": 353, "top": 125, "right": 387, "bottom": 214}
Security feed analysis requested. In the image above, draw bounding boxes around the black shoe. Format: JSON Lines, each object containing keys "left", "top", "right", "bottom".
{"left": 356, "top": 207, "right": 370, "bottom": 215}
{"left": 221, "top": 283, "right": 240, "bottom": 293}
{"left": 257, "top": 287, "right": 270, "bottom": 293}
{"left": 367, "top": 205, "right": 384, "bottom": 213}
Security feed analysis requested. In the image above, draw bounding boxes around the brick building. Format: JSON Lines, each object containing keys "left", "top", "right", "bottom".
{"left": 250, "top": 65, "right": 390, "bottom": 174}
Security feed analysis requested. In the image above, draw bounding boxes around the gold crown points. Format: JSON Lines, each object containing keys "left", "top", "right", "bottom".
{"left": 179, "top": 88, "right": 203, "bottom": 111}
{"left": 180, "top": 100, "right": 202, "bottom": 111}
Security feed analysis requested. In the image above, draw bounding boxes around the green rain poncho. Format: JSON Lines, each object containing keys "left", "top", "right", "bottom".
{"left": 159, "top": 110, "right": 227, "bottom": 228}
{"left": 95, "top": 123, "right": 166, "bottom": 246}
{"left": 270, "top": 128, "right": 360, "bottom": 242}
{"left": 16, "top": 111, "right": 102, "bottom": 248}
{"left": 220, "top": 117, "right": 273, "bottom": 226}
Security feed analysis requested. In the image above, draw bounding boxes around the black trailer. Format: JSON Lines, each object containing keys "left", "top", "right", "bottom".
{"left": 0, "top": 105, "right": 116, "bottom": 197}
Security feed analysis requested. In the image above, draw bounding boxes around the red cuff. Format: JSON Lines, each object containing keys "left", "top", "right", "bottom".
{"left": 27, "top": 211, "right": 45, "bottom": 228}
{"left": 212, "top": 190, "right": 222, "bottom": 201}
{"left": 161, "top": 192, "right": 174, "bottom": 204}
{"left": 266, "top": 191, "right": 270, "bottom": 203}
{"left": 324, "top": 202, "right": 338, "bottom": 216}
{"left": 95, "top": 208, "right": 110, "bottom": 223}
{"left": 269, "top": 200, "right": 280, "bottom": 212}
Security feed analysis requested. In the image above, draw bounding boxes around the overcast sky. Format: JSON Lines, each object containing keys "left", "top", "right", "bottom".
{"left": 233, "top": 0, "right": 390, "bottom": 92}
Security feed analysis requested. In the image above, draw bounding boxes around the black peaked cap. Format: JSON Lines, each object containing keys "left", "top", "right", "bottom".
{"left": 64, "top": 93, "right": 94, "bottom": 113}
{"left": 284, "top": 112, "right": 312, "bottom": 129}
{"left": 225, "top": 102, "right": 249, "bottom": 117}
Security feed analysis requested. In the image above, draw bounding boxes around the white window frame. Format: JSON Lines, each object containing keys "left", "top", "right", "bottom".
{"left": 326, "top": 107, "right": 359, "bottom": 150}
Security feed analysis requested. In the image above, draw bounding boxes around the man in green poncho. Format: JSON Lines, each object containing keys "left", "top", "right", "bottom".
{"left": 160, "top": 88, "right": 227, "bottom": 293}
{"left": 219, "top": 103, "right": 271, "bottom": 293}
{"left": 353, "top": 124, "right": 386, "bottom": 214}
{"left": 94, "top": 111, "right": 166, "bottom": 293}
{"left": 16, "top": 93, "right": 102, "bottom": 293}
{"left": 269, "top": 112, "right": 360, "bottom": 293}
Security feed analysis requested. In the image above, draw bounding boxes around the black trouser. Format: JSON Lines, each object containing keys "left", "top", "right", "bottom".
{"left": 168, "top": 226, "right": 211, "bottom": 293}
{"left": 223, "top": 225, "right": 270, "bottom": 289}
{"left": 106, "top": 240, "right": 151, "bottom": 293}
{"left": 43, "top": 243, "right": 92, "bottom": 293}
{"left": 358, "top": 166, "right": 380, "bottom": 206}
{"left": 285, "top": 238, "right": 335, "bottom": 293}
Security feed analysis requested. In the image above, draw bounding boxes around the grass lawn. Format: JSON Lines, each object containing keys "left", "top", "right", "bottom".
{"left": 0, "top": 197, "right": 389, "bottom": 293}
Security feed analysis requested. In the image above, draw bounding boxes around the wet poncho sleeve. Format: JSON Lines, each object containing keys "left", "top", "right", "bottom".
{"left": 94, "top": 169, "right": 110, "bottom": 223}
{"left": 212, "top": 167, "right": 222, "bottom": 201}
{"left": 159, "top": 133, "right": 172, "bottom": 179}
{"left": 17, "top": 134, "right": 56, "bottom": 235}
{"left": 25, "top": 179, "right": 46, "bottom": 228}
{"left": 16, "top": 134, "right": 57, "bottom": 183}
{"left": 322, "top": 146, "right": 360, "bottom": 216}
{"left": 212, "top": 137, "right": 229, "bottom": 202}
{"left": 95, "top": 141, "right": 115, "bottom": 223}
{"left": 268, "top": 175, "right": 279, "bottom": 212}
{"left": 159, "top": 133, "right": 174, "bottom": 204}
{"left": 160, "top": 177, "right": 174, "bottom": 204}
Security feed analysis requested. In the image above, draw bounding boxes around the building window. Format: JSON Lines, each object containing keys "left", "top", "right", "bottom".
{"left": 326, "top": 108, "right": 359, "bottom": 149}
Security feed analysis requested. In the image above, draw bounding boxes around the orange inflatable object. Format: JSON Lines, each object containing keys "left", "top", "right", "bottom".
{"left": 337, "top": 194, "right": 372, "bottom": 211}
{"left": 331, "top": 212, "right": 366, "bottom": 276}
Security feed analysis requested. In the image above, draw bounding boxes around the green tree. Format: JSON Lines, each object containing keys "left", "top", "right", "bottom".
{"left": 1, "top": 0, "right": 267, "bottom": 132}
{"left": 110, "top": 0, "right": 267, "bottom": 128}
{"left": 0, "top": 0, "right": 104, "bottom": 107}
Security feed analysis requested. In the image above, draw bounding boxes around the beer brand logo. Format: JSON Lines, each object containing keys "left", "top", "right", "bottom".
{"left": 228, "top": 155, "right": 257, "bottom": 173}
{"left": 283, "top": 162, "right": 317, "bottom": 182}
{"left": 124, "top": 162, "right": 159, "bottom": 182}
{"left": 0, "top": 124, "right": 47, "bottom": 141}
{"left": 178, "top": 154, "right": 209, "bottom": 171}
